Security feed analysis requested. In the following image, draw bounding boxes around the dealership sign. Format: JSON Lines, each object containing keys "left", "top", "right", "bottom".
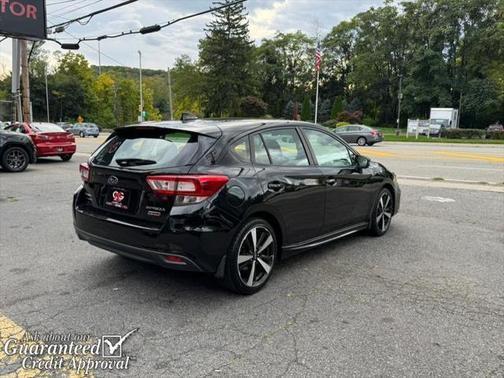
{"left": 0, "top": 0, "right": 47, "bottom": 39}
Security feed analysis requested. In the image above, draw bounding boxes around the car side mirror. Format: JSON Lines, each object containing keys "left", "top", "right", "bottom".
{"left": 356, "top": 155, "right": 370, "bottom": 169}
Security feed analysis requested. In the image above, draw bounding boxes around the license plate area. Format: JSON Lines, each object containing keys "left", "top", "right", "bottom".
{"left": 104, "top": 187, "right": 130, "bottom": 211}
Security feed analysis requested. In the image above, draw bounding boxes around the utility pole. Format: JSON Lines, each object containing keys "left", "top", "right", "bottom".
{"left": 45, "top": 64, "right": 50, "bottom": 122}
{"left": 11, "top": 39, "right": 21, "bottom": 123}
{"left": 98, "top": 40, "right": 102, "bottom": 75}
{"left": 20, "top": 39, "right": 31, "bottom": 123}
{"left": 138, "top": 50, "right": 143, "bottom": 122}
{"left": 167, "top": 66, "right": 173, "bottom": 120}
{"left": 396, "top": 74, "right": 403, "bottom": 136}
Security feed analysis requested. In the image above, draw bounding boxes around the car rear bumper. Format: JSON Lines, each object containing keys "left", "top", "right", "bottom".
{"left": 36, "top": 143, "right": 76, "bottom": 157}
{"left": 73, "top": 188, "right": 234, "bottom": 273}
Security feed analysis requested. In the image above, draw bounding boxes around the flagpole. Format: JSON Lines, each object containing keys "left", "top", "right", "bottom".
{"left": 314, "top": 69, "right": 320, "bottom": 124}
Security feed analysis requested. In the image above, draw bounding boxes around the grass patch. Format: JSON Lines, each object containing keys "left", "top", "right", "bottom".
{"left": 381, "top": 134, "right": 504, "bottom": 144}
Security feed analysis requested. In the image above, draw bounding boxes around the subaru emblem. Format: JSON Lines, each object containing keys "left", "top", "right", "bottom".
{"left": 108, "top": 176, "right": 119, "bottom": 185}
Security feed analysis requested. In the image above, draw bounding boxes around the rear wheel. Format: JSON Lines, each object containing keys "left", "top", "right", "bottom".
{"left": 357, "top": 137, "right": 367, "bottom": 146}
{"left": 79, "top": 132, "right": 85, "bottom": 138}
{"left": 60, "top": 154, "right": 73, "bottom": 161}
{"left": 223, "top": 218, "right": 277, "bottom": 295}
{"left": 93, "top": 135, "right": 98, "bottom": 138}
{"left": 1, "top": 147, "right": 29, "bottom": 172}
{"left": 369, "top": 188, "right": 393, "bottom": 236}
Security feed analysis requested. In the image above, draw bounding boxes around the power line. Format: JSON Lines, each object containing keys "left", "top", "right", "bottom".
{"left": 63, "top": 31, "right": 126, "bottom": 67}
{"left": 49, "top": 0, "right": 247, "bottom": 50}
{"left": 50, "top": 0, "right": 104, "bottom": 18}
{"left": 48, "top": 0, "right": 138, "bottom": 31}
{"left": 47, "top": 0, "right": 79, "bottom": 6}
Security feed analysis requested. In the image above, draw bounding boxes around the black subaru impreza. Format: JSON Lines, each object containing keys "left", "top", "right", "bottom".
{"left": 73, "top": 119, "right": 400, "bottom": 294}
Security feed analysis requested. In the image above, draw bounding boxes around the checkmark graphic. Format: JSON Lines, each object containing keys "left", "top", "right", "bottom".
{"left": 102, "top": 328, "right": 138, "bottom": 358}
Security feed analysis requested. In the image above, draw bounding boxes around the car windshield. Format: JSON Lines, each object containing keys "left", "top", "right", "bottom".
{"left": 92, "top": 130, "right": 215, "bottom": 169}
{"left": 31, "top": 123, "right": 64, "bottom": 132}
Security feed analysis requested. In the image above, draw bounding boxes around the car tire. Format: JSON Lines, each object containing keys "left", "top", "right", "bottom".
{"left": 223, "top": 218, "right": 277, "bottom": 295}
{"left": 369, "top": 188, "right": 393, "bottom": 236}
{"left": 1, "top": 146, "right": 29, "bottom": 172}
{"left": 357, "top": 137, "right": 367, "bottom": 146}
{"left": 80, "top": 132, "right": 85, "bottom": 138}
{"left": 60, "top": 154, "right": 73, "bottom": 161}
{"left": 93, "top": 135, "right": 98, "bottom": 138}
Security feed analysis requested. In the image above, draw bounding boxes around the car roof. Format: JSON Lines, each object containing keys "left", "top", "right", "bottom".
{"left": 120, "top": 119, "right": 323, "bottom": 137}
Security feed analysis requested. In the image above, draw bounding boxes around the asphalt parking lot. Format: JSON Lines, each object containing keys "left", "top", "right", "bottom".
{"left": 1, "top": 140, "right": 503, "bottom": 376}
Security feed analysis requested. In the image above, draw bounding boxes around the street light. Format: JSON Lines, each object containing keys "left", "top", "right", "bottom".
{"left": 138, "top": 50, "right": 144, "bottom": 122}
{"left": 396, "top": 74, "right": 403, "bottom": 136}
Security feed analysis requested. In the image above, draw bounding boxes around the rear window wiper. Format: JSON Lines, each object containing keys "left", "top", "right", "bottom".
{"left": 115, "top": 158, "right": 157, "bottom": 166}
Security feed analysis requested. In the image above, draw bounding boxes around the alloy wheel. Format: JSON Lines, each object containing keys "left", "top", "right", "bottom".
{"left": 237, "top": 226, "right": 275, "bottom": 287}
{"left": 357, "top": 137, "right": 366, "bottom": 146}
{"left": 376, "top": 192, "right": 393, "bottom": 232}
{"left": 5, "top": 148, "right": 27, "bottom": 170}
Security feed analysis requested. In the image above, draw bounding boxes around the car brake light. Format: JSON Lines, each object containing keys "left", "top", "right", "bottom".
{"left": 35, "top": 134, "right": 49, "bottom": 141}
{"left": 146, "top": 175, "right": 229, "bottom": 204}
{"left": 67, "top": 133, "right": 74, "bottom": 140}
{"left": 371, "top": 130, "right": 378, "bottom": 136}
{"left": 164, "top": 255, "right": 187, "bottom": 265}
{"left": 79, "top": 163, "right": 90, "bottom": 182}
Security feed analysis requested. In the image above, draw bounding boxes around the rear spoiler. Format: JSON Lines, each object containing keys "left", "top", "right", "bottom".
{"left": 109, "top": 121, "right": 222, "bottom": 141}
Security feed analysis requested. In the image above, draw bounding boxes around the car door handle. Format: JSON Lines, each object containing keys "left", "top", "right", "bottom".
{"left": 326, "top": 178, "right": 337, "bottom": 186}
{"left": 268, "top": 181, "right": 285, "bottom": 191}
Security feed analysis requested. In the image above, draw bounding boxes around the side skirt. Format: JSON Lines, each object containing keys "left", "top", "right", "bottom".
{"left": 281, "top": 222, "right": 368, "bottom": 258}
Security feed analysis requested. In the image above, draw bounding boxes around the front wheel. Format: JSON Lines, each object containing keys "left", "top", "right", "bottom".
{"left": 1, "top": 147, "right": 29, "bottom": 172}
{"left": 223, "top": 218, "right": 277, "bottom": 295}
{"left": 357, "top": 137, "right": 367, "bottom": 146}
{"left": 79, "top": 132, "right": 85, "bottom": 138}
{"left": 60, "top": 154, "right": 73, "bottom": 161}
{"left": 369, "top": 188, "right": 394, "bottom": 236}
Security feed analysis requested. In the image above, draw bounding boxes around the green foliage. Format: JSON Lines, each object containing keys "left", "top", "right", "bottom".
{"left": 336, "top": 110, "right": 363, "bottom": 124}
{"left": 301, "top": 96, "right": 312, "bottom": 121}
{"left": 240, "top": 96, "right": 268, "bottom": 117}
{"left": 441, "top": 128, "right": 486, "bottom": 139}
{"left": 330, "top": 97, "right": 344, "bottom": 119}
{"left": 199, "top": 0, "right": 253, "bottom": 116}
{"left": 486, "top": 131, "right": 504, "bottom": 140}
{"left": 318, "top": 99, "right": 332, "bottom": 123}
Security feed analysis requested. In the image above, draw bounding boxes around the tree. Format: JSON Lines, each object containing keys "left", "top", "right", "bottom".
{"left": 330, "top": 96, "right": 344, "bottom": 119}
{"left": 301, "top": 96, "right": 312, "bottom": 121}
{"left": 240, "top": 96, "right": 267, "bottom": 117}
{"left": 318, "top": 99, "right": 332, "bottom": 123}
{"left": 199, "top": 0, "right": 253, "bottom": 116}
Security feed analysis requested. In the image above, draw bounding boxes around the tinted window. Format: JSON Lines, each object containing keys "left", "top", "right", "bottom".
{"left": 92, "top": 130, "right": 213, "bottom": 169}
{"left": 336, "top": 127, "right": 347, "bottom": 132}
{"left": 31, "top": 123, "right": 64, "bottom": 132}
{"left": 252, "top": 134, "right": 270, "bottom": 165}
{"left": 347, "top": 126, "right": 361, "bottom": 132}
{"left": 260, "top": 129, "right": 308, "bottom": 166}
{"left": 230, "top": 137, "right": 250, "bottom": 162}
{"left": 304, "top": 129, "right": 352, "bottom": 167}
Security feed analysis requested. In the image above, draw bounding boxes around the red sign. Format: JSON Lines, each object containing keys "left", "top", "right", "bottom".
{"left": 0, "top": 0, "right": 47, "bottom": 40}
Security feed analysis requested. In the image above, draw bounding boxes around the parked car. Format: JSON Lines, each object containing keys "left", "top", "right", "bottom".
{"left": 74, "top": 120, "right": 400, "bottom": 294}
{"left": 0, "top": 128, "right": 37, "bottom": 172}
{"left": 69, "top": 123, "right": 100, "bottom": 138}
{"left": 56, "top": 122, "right": 73, "bottom": 131}
{"left": 487, "top": 122, "right": 503, "bottom": 132}
{"left": 6, "top": 122, "right": 76, "bottom": 161}
{"left": 334, "top": 124, "right": 383, "bottom": 146}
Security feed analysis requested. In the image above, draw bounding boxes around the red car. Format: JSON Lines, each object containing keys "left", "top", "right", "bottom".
{"left": 7, "top": 122, "right": 76, "bottom": 161}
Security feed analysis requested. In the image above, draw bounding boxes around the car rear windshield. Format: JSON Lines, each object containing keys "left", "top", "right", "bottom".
{"left": 91, "top": 129, "right": 215, "bottom": 169}
{"left": 31, "top": 123, "right": 64, "bottom": 132}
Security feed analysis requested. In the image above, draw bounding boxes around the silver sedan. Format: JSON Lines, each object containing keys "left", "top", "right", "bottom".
{"left": 334, "top": 124, "right": 383, "bottom": 146}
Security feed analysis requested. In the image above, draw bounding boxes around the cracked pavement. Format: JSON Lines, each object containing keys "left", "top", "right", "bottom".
{"left": 1, "top": 154, "right": 503, "bottom": 377}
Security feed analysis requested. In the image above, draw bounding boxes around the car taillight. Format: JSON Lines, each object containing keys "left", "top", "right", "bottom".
{"left": 79, "top": 163, "right": 90, "bottom": 182}
{"left": 146, "top": 175, "right": 229, "bottom": 204}
{"left": 67, "top": 133, "right": 75, "bottom": 140}
{"left": 34, "top": 134, "right": 49, "bottom": 141}
{"left": 371, "top": 130, "right": 378, "bottom": 136}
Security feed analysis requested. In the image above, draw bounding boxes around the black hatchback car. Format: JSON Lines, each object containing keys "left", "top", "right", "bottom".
{"left": 74, "top": 120, "right": 400, "bottom": 294}
{"left": 0, "top": 129, "right": 36, "bottom": 172}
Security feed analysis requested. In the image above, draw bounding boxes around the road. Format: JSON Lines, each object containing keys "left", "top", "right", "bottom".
{"left": 0, "top": 139, "right": 503, "bottom": 376}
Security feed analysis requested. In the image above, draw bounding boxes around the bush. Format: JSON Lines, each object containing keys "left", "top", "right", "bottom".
{"left": 441, "top": 128, "right": 485, "bottom": 139}
{"left": 322, "top": 120, "right": 351, "bottom": 128}
{"left": 240, "top": 96, "right": 268, "bottom": 117}
{"left": 362, "top": 117, "right": 378, "bottom": 127}
{"left": 336, "top": 110, "right": 362, "bottom": 124}
{"left": 486, "top": 131, "right": 504, "bottom": 140}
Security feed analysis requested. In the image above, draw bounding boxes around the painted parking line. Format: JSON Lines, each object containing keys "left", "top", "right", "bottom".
{"left": 0, "top": 313, "right": 87, "bottom": 377}
{"left": 434, "top": 151, "right": 504, "bottom": 164}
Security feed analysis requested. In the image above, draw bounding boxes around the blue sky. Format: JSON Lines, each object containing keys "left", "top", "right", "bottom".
{"left": 0, "top": 0, "right": 384, "bottom": 74}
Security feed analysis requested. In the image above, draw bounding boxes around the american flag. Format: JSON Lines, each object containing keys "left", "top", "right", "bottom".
{"left": 315, "top": 43, "right": 322, "bottom": 72}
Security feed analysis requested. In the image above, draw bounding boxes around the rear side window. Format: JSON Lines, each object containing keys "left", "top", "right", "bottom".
{"left": 252, "top": 134, "right": 270, "bottom": 165}
{"left": 92, "top": 130, "right": 215, "bottom": 169}
{"left": 260, "top": 129, "right": 308, "bottom": 166}
{"left": 230, "top": 137, "right": 250, "bottom": 162}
